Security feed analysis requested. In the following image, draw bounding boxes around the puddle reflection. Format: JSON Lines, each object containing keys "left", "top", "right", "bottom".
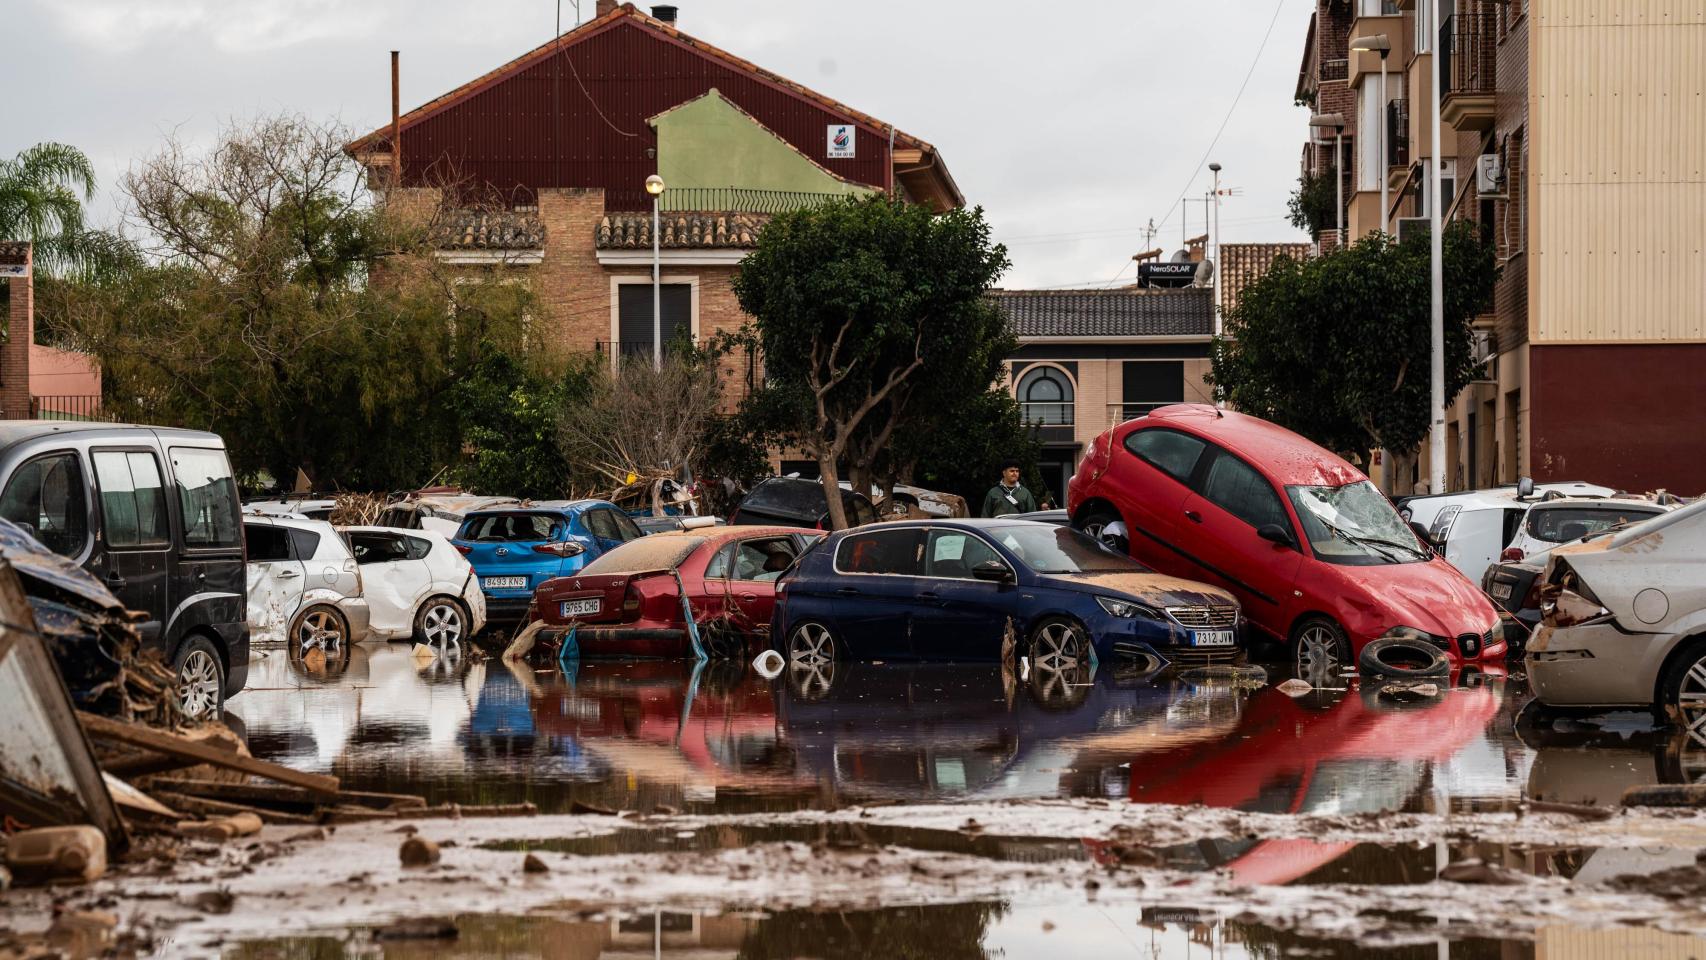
{"left": 231, "top": 643, "right": 1703, "bottom": 821}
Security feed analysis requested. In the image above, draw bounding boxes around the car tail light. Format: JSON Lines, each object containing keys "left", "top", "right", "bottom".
{"left": 453, "top": 543, "right": 472, "bottom": 555}
{"left": 533, "top": 542, "right": 585, "bottom": 557}
{"left": 1500, "top": 547, "right": 1524, "bottom": 562}
{"left": 623, "top": 579, "right": 640, "bottom": 613}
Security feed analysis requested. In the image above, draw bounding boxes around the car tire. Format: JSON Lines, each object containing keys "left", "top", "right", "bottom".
{"left": 291, "top": 604, "right": 349, "bottom": 658}
{"left": 1291, "top": 616, "right": 1350, "bottom": 682}
{"left": 173, "top": 636, "right": 226, "bottom": 720}
{"left": 1658, "top": 637, "right": 1706, "bottom": 736}
{"left": 1028, "top": 616, "right": 1090, "bottom": 673}
{"left": 1077, "top": 508, "right": 1130, "bottom": 555}
{"left": 415, "top": 596, "right": 467, "bottom": 648}
{"left": 1357, "top": 636, "right": 1451, "bottom": 679}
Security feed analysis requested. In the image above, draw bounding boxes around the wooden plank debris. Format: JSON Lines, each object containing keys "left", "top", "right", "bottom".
{"left": 76, "top": 711, "right": 339, "bottom": 796}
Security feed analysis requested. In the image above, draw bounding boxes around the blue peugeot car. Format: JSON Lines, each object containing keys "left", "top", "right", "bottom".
{"left": 452, "top": 500, "right": 644, "bottom": 624}
{"left": 771, "top": 519, "right": 1242, "bottom": 668}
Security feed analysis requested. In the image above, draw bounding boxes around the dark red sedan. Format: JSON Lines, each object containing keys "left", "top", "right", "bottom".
{"left": 529, "top": 526, "right": 822, "bottom": 658}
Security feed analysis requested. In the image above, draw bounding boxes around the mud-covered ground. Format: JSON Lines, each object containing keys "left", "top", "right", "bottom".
{"left": 8, "top": 642, "right": 1706, "bottom": 958}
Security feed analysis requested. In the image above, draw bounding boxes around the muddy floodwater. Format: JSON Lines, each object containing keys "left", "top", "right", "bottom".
{"left": 154, "top": 640, "right": 1705, "bottom": 958}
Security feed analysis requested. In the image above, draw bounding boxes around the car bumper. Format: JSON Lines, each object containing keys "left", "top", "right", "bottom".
{"left": 564, "top": 625, "right": 693, "bottom": 658}
{"left": 483, "top": 595, "right": 536, "bottom": 623}
{"left": 339, "top": 597, "right": 373, "bottom": 643}
{"left": 224, "top": 625, "right": 251, "bottom": 700}
{"left": 1088, "top": 611, "right": 1243, "bottom": 663}
{"left": 1527, "top": 621, "right": 1668, "bottom": 708}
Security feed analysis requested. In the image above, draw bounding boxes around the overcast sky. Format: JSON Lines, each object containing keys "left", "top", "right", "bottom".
{"left": 8, "top": 0, "right": 1314, "bottom": 289}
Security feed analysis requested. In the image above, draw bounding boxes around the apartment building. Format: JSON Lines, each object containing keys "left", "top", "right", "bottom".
{"left": 1297, "top": 0, "right": 1706, "bottom": 493}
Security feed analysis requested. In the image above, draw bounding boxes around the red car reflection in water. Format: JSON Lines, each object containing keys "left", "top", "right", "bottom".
{"left": 1085, "top": 665, "right": 1504, "bottom": 884}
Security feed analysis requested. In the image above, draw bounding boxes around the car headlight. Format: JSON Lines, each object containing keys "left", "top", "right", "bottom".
{"left": 1097, "top": 596, "right": 1155, "bottom": 618}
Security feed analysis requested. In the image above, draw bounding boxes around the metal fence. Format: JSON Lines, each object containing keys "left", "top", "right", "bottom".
{"left": 1021, "top": 402, "right": 1075, "bottom": 426}
{"left": 32, "top": 395, "right": 110, "bottom": 422}
{"left": 1319, "top": 58, "right": 1349, "bottom": 83}
{"left": 593, "top": 340, "right": 761, "bottom": 400}
{"left": 1108, "top": 402, "right": 1173, "bottom": 423}
{"left": 1388, "top": 98, "right": 1410, "bottom": 167}
{"left": 606, "top": 186, "right": 851, "bottom": 214}
{"left": 1441, "top": 13, "right": 1497, "bottom": 97}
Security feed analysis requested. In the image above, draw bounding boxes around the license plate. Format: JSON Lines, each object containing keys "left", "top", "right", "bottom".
{"left": 560, "top": 598, "right": 600, "bottom": 617}
{"left": 1192, "top": 629, "right": 1236, "bottom": 647}
{"left": 483, "top": 576, "right": 527, "bottom": 590}
{"left": 1491, "top": 583, "right": 1513, "bottom": 601}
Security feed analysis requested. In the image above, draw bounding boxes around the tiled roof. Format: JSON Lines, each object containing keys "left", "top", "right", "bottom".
{"left": 0, "top": 241, "right": 31, "bottom": 261}
{"left": 1220, "top": 243, "right": 1312, "bottom": 316}
{"left": 436, "top": 209, "right": 545, "bottom": 250}
{"left": 596, "top": 212, "right": 770, "bottom": 249}
{"left": 990, "top": 287, "right": 1213, "bottom": 339}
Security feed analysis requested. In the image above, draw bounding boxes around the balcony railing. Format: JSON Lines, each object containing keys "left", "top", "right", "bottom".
{"left": 1440, "top": 13, "right": 1497, "bottom": 97}
{"left": 593, "top": 340, "right": 760, "bottom": 399}
{"left": 605, "top": 186, "right": 851, "bottom": 214}
{"left": 32, "top": 395, "right": 110, "bottom": 422}
{"left": 1021, "top": 402, "right": 1075, "bottom": 427}
{"left": 1388, "top": 98, "right": 1410, "bottom": 167}
{"left": 1319, "top": 58, "right": 1349, "bottom": 83}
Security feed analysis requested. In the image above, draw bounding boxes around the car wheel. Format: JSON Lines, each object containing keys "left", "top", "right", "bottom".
{"left": 173, "top": 636, "right": 226, "bottom": 720}
{"left": 1077, "top": 508, "right": 1129, "bottom": 555}
{"left": 1659, "top": 639, "right": 1706, "bottom": 744}
{"left": 292, "top": 604, "right": 348, "bottom": 658}
{"left": 1029, "top": 617, "right": 1090, "bottom": 673}
{"left": 785, "top": 621, "right": 838, "bottom": 700}
{"left": 415, "top": 596, "right": 466, "bottom": 648}
{"left": 1292, "top": 616, "right": 1350, "bottom": 682}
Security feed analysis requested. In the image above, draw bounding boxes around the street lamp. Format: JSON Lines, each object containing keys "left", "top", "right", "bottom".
{"left": 1350, "top": 35, "right": 1392, "bottom": 234}
{"left": 1208, "top": 161, "right": 1222, "bottom": 339}
{"left": 1426, "top": 0, "right": 1446, "bottom": 493}
{"left": 645, "top": 174, "right": 666, "bottom": 371}
{"left": 1309, "top": 113, "right": 1346, "bottom": 243}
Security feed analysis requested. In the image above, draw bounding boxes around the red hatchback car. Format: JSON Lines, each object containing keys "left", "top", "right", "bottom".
{"left": 529, "top": 526, "right": 821, "bottom": 658}
{"left": 1067, "top": 405, "right": 1504, "bottom": 673}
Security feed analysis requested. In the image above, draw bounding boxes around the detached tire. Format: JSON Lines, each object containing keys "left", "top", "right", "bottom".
{"left": 173, "top": 636, "right": 226, "bottom": 720}
{"left": 1358, "top": 636, "right": 1451, "bottom": 679}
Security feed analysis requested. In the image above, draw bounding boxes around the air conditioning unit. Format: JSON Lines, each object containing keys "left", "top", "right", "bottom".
{"left": 1396, "top": 217, "right": 1430, "bottom": 243}
{"left": 1476, "top": 154, "right": 1505, "bottom": 196}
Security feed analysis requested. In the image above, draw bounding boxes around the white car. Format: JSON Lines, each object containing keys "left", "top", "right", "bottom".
{"left": 244, "top": 496, "right": 338, "bottom": 521}
{"left": 375, "top": 494, "right": 520, "bottom": 538}
{"left": 1428, "top": 493, "right": 1671, "bottom": 585}
{"left": 1528, "top": 499, "right": 1706, "bottom": 735}
{"left": 1399, "top": 479, "right": 1615, "bottom": 531}
{"left": 1504, "top": 497, "right": 1672, "bottom": 562}
{"left": 244, "top": 515, "right": 369, "bottom": 653}
{"left": 339, "top": 526, "right": 487, "bottom": 646}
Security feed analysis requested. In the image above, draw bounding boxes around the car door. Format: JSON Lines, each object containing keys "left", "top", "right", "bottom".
{"left": 911, "top": 528, "right": 1017, "bottom": 660}
{"left": 719, "top": 535, "right": 802, "bottom": 634}
{"left": 1113, "top": 427, "right": 1211, "bottom": 567}
{"left": 243, "top": 521, "right": 304, "bottom": 645}
{"left": 347, "top": 530, "right": 429, "bottom": 637}
{"left": 165, "top": 445, "right": 245, "bottom": 649}
{"left": 827, "top": 527, "right": 927, "bottom": 658}
{"left": 1177, "top": 446, "right": 1304, "bottom": 633}
{"left": 90, "top": 448, "right": 173, "bottom": 636}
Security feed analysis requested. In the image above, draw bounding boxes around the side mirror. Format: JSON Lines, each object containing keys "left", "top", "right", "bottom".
{"left": 972, "top": 559, "right": 1016, "bottom": 583}
{"left": 1408, "top": 520, "right": 1435, "bottom": 548}
{"left": 1256, "top": 523, "right": 1296, "bottom": 549}
{"left": 1516, "top": 476, "right": 1535, "bottom": 498}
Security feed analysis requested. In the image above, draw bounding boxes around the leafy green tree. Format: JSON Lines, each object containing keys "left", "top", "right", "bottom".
{"left": 449, "top": 347, "right": 596, "bottom": 499}
{"left": 731, "top": 195, "right": 1010, "bottom": 528}
{"left": 1286, "top": 165, "right": 1338, "bottom": 240}
{"left": 38, "top": 116, "right": 540, "bottom": 491}
{"left": 892, "top": 385, "right": 1041, "bottom": 508}
{"left": 1211, "top": 220, "right": 1498, "bottom": 460}
{"left": 0, "top": 142, "right": 138, "bottom": 279}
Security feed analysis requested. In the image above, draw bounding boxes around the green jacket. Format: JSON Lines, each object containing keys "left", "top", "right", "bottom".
{"left": 982, "top": 483, "right": 1038, "bottom": 518}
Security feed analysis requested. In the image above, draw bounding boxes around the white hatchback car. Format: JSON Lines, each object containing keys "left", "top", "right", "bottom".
{"left": 244, "top": 515, "right": 370, "bottom": 653}
{"left": 338, "top": 526, "right": 487, "bottom": 647}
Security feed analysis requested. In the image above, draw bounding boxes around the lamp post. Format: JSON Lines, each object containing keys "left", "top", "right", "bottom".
{"left": 1208, "top": 161, "right": 1222, "bottom": 338}
{"left": 1309, "top": 113, "right": 1346, "bottom": 244}
{"left": 1427, "top": 0, "right": 1446, "bottom": 493}
{"left": 1349, "top": 35, "right": 1392, "bottom": 233}
{"left": 645, "top": 174, "right": 666, "bottom": 371}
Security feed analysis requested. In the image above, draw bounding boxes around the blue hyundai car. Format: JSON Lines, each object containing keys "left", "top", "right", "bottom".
{"left": 771, "top": 519, "right": 1242, "bottom": 668}
{"left": 452, "top": 500, "right": 644, "bottom": 624}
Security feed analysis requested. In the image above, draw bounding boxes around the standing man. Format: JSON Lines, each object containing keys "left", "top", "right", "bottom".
{"left": 982, "top": 460, "right": 1039, "bottom": 518}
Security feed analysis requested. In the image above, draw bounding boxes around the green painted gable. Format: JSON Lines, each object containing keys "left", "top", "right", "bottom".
{"left": 653, "top": 89, "right": 874, "bottom": 208}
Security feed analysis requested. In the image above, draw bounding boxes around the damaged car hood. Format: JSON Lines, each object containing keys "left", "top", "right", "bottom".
{"left": 1044, "top": 572, "right": 1238, "bottom": 609}
{"left": 1347, "top": 559, "right": 1497, "bottom": 637}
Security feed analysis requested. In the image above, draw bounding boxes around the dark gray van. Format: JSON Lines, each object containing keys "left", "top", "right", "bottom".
{"left": 0, "top": 423, "right": 247, "bottom": 717}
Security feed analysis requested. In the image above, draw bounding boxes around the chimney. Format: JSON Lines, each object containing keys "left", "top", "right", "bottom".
{"left": 595, "top": 0, "right": 618, "bottom": 16}
{"left": 651, "top": 4, "right": 678, "bottom": 24}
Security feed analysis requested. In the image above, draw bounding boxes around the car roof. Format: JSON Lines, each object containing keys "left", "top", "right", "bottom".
{"left": 462, "top": 499, "right": 610, "bottom": 517}
{"left": 1526, "top": 496, "right": 1667, "bottom": 511}
{"left": 1132, "top": 404, "right": 1365, "bottom": 487}
{"left": 244, "top": 514, "right": 335, "bottom": 533}
{"left": 0, "top": 421, "right": 223, "bottom": 451}
{"left": 835, "top": 518, "right": 1058, "bottom": 533}
{"left": 340, "top": 525, "right": 450, "bottom": 540}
